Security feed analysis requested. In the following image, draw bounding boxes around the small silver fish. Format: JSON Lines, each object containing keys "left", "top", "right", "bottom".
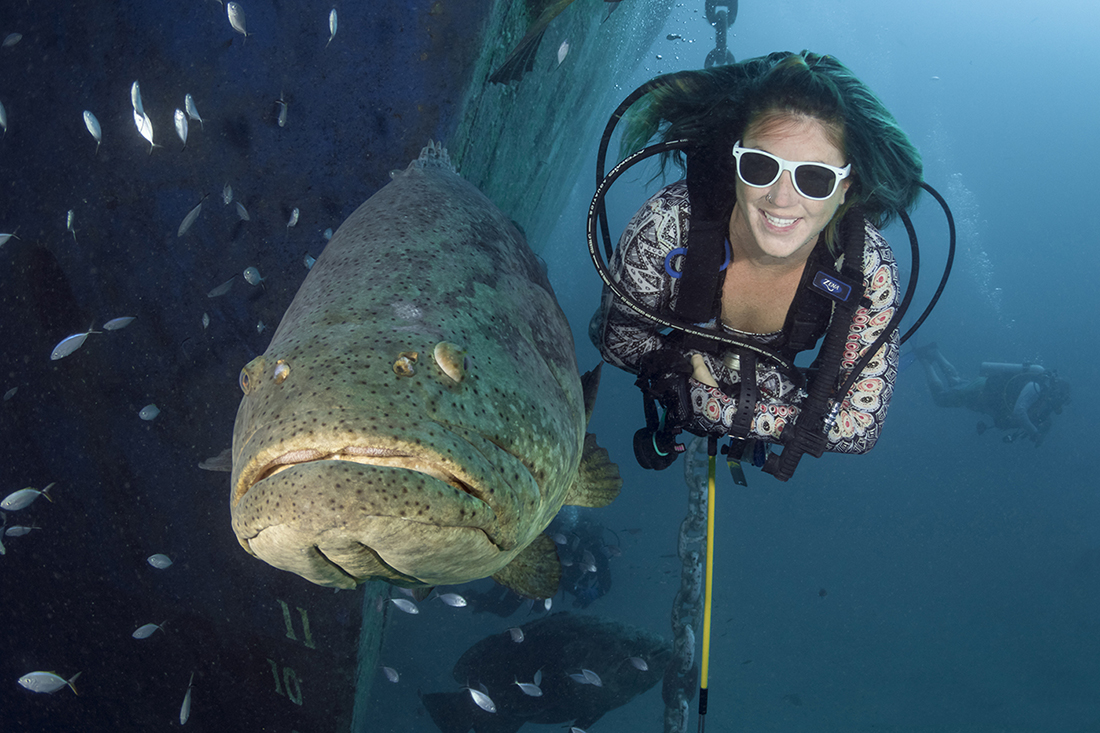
{"left": 507, "top": 627, "right": 524, "bottom": 643}
{"left": 557, "top": 39, "right": 569, "bottom": 66}
{"left": 570, "top": 728, "right": 588, "bottom": 733}
{"left": 243, "top": 266, "right": 264, "bottom": 286}
{"left": 276, "top": 96, "right": 287, "bottom": 128}
{"left": 381, "top": 666, "right": 399, "bottom": 683}
{"left": 468, "top": 687, "right": 496, "bottom": 713}
{"left": 327, "top": 8, "right": 337, "bottom": 47}
{"left": 139, "top": 404, "right": 160, "bottom": 421}
{"left": 303, "top": 253, "right": 316, "bottom": 270}
{"left": 178, "top": 195, "right": 206, "bottom": 237}
{"left": 0, "top": 98, "right": 7, "bottom": 136}
{"left": 550, "top": 532, "right": 568, "bottom": 545}
{"left": 2, "top": 33, "right": 22, "bottom": 48}
{"left": 568, "top": 672, "right": 589, "bottom": 684}
{"left": 130, "top": 81, "right": 144, "bottom": 116}
{"left": 1, "top": 483, "right": 54, "bottom": 511}
{"left": 581, "top": 669, "right": 603, "bottom": 687}
{"left": 513, "top": 678, "right": 542, "bottom": 697}
{"left": 389, "top": 598, "right": 419, "bottom": 615}
{"left": 133, "top": 109, "right": 155, "bottom": 152}
{"left": 83, "top": 111, "right": 102, "bottom": 154}
{"left": 202, "top": 313, "right": 210, "bottom": 329}
{"left": 287, "top": 207, "right": 299, "bottom": 229}
{"left": 66, "top": 209, "right": 77, "bottom": 242}
{"left": 222, "top": 182, "right": 233, "bottom": 205}
{"left": 4, "top": 386, "right": 17, "bottom": 400}
{"left": 256, "top": 320, "right": 266, "bottom": 334}
{"left": 207, "top": 276, "right": 235, "bottom": 298}
{"left": 534, "top": 668, "right": 542, "bottom": 685}
{"left": 17, "top": 671, "right": 81, "bottom": 695}
{"left": 322, "top": 227, "right": 333, "bottom": 240}
{"left": 437, "top": 592, "right": 467, "bottom": 608}
{"left": 543, "top": 597, "right": 552, "bottom": 611}
{"left": 235, "top": 201, "right": 250, "bottom": 221}
{"left": 180, "top": 673, "right": 194, "bottom": 725}
{"left": 580, "top": 549, "right": 597, "bottom": 573}
{"left": 227, "top": 2, "right": 248, "bottom": 37}
{"left": 132, "top": 621, "right": 167, "bottom": 639}
{"left": 174, "top": 109, "right": 188, "bottom": 149}
{"left": 5, "top": 523, "right": 40, "bottom": 537}
{"left": 185, "top": 93, "right": 204, "bottom": 130}
{"left": 103, "top": 316, "right": 136, "bottom": 331}
{"left": 147, "top": 553, "right": 173, "bottom": 569}
{"left": 51, "top": 326, "right": 97, "bottom": 360}
{"left": 627, "top": 656, "right": 649, "bottom": 671}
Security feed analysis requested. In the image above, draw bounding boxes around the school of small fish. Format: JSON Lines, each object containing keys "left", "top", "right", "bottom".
{"left": 0, "top": 9, "right": 376, "bottom": 727}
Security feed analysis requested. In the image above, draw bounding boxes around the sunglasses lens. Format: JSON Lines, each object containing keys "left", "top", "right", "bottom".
{"left": 738, "top": 152, "right": 779, "bottom": 187}
{"left": 793, "top": 165, "right": 837, "bottom": 199}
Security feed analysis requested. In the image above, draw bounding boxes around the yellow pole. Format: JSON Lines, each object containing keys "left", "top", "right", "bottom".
{"left": 698, "top": 436, "right": 718, "bottom": 730}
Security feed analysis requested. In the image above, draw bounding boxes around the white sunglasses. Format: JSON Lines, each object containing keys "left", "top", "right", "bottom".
{"left": 732, "top": 141, "right": 852, "bottom": 200}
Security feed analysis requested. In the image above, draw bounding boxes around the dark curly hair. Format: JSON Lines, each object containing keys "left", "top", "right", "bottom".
{"left": 620, "top": 51, "right": 923, "bottom": 249}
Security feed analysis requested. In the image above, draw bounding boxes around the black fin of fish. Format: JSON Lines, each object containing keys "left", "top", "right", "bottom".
{"left": 491, "top": 533, "right": 561, "bottom": 599}
{"left": 488, "top": 28, "right": 545, "bottom": 84}
{"left": 409, "top": 585, "right": 434, "bottom": 602}
{"left": 563, "top": 433, "right": 622, "bottom": 508}
{"left": 581, "top": 361, "right": 602, "bottom": 424}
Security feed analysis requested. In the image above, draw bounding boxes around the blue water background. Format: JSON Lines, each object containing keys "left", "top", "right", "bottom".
{"left": 0, "top": 0, "right": 1097, "bottom": 731}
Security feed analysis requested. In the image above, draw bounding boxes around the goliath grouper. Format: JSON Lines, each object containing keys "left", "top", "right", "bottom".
{"left": 229, "top": 142, "right": 620, "bottom": 598}
{"left": 422, "top": 612, "right": 671, "bottom": 733}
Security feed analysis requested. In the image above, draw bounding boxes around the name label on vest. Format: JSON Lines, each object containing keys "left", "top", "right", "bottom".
{"left": 811, "top": 270, "right": 853, "bottom": 303}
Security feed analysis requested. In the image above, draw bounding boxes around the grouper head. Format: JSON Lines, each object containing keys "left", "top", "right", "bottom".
{"left": 230, "top": 143, "right": 618, "bottom": 595}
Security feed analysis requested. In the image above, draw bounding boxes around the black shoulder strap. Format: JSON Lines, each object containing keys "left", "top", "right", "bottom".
{"left": 674, "top": 145, "right": 735, "bottom": 324}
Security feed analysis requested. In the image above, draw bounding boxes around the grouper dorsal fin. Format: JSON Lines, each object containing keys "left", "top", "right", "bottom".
{"left": 580, "top": 362, "right": 603, "bottom": 424}
{"left": 563, "top": 433, "right": 621, "bottom": 508}
{"left": 491, "top": 533, "right": 561, "bottom": 599}
{"left": 413, "top": 140, "right": 456, "bottom": 173}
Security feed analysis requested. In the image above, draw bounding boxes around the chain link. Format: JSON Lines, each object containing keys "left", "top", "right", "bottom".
{"left": 704, "top": 0, "right": 737, "bottom": 68}
{"left": 663, "top": 437, "right": 709, "bottom": 733}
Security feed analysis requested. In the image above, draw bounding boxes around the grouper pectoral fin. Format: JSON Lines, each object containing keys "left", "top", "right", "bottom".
{"left": 563, "top": 433, "right": 622, "bottom": 508}
{"left": 491, "top": 533, "right": 561, "bottom": 599}
{"left": 566, "top": 361, "right": 622, "bottom": 508}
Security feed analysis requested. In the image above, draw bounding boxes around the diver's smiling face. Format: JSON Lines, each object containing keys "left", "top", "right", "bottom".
{"left": 729, "top": 115, "right": 850, "bottom": 265}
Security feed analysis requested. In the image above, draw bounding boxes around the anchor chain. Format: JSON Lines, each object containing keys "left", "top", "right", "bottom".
{"left": 704, "top": 0, "right": 737, "bottom": 68}
{"left": 663, "top": 437, "right": 708, "bottom": 732}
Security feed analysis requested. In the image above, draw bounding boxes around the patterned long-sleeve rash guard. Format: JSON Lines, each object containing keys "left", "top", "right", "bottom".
{"left": 591, "top": 181, "right": 900, "bottom": 454}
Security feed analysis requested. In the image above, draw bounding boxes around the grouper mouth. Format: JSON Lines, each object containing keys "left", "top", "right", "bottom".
{"left": 236, "top": 445, "right": 487, "bottom": 508}
{"left": 231, "top": 434, "right": 517, "bottom": 555}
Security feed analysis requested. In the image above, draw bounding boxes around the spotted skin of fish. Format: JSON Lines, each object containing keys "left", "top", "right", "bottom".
{"left": 230, "top": 143, "right": 620, "bottom": 596}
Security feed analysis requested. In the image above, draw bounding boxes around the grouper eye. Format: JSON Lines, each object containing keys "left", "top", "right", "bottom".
{"left": 239, "top": 369, "right": 251, "bottom": 394}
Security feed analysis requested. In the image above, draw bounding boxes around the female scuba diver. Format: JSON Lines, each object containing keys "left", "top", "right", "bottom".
{"left": 590, "top": 51, "right": 924, "bottom": 474}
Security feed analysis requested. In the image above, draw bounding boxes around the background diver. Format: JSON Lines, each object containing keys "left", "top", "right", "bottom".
{"left": 914, "top": 343, "right": 1070, "bottom": 446}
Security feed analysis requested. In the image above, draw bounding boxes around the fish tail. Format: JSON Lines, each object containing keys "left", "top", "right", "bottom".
{"left": 414, "top": 140, "right": 456, "bottom": 173}
{"left": 67, "top": 671, "right": 82, "bottom": 695}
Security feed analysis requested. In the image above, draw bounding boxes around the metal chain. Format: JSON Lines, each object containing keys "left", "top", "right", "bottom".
{"left": 704, "top": 0, "right": 737, "bottom": 68}
{"left": 663, "top": 437, "right": 709, "bottom": 733}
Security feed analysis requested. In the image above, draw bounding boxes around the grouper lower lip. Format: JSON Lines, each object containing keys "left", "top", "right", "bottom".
{"left": 240, "top": 446, "right": 488, "bottom": 509}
